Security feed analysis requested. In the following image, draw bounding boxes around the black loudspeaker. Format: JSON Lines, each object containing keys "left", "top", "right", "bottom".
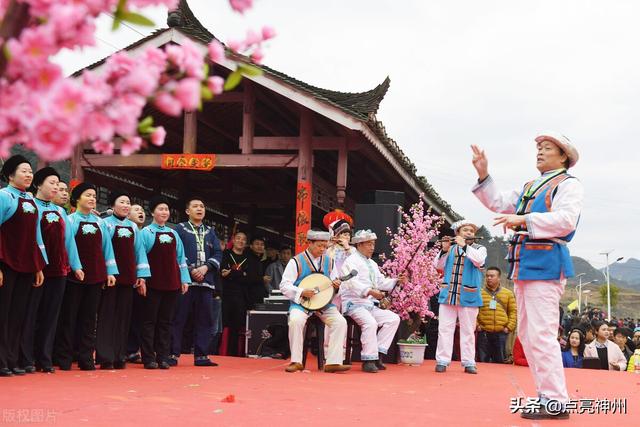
{"left": 354, "top": 204, "right": 402, "bottom": 259}
{"left": 362, "top": 190, "right": 405, "bottom": 206}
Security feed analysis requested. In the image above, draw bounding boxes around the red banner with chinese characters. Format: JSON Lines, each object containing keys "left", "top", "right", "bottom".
{"left": 161, "top": 154, "right": 216, "bottom": 171}
{"left": 295, "top": 181, "right": 312, "bottom": 254}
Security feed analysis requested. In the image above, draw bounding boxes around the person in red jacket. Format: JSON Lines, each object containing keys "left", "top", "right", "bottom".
{"left": 513, "top": 336, "right": 529, "bottom": 366}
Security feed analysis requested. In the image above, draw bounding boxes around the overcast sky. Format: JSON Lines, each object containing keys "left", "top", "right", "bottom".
{"left": 55, "top": 0, "right": 640, "bottom": 267}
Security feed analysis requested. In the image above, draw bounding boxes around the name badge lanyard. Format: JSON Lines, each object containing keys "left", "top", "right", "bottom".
{"left": 189, "top": 222, "right": 206, "bottom": 263}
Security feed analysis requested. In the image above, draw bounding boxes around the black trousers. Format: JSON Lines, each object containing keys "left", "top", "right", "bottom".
{"left": 54, "top": 281, "right": 102, "bottom": 368}
{"left": 96, "top": 285, "right": 134, "bottom": 364}
{"left": 222, "top": 289, "right": 248, "bottom": 357}
{"left": 31, "top": 277, "right": 66, "bottom": 369}
{"left": 140, "top": 288, "right": 179, "bottom": 364}
{"left": 126, "top": 289, "right": 144, "bottom": 355}
{"left": 0, "top": 263, "right": 35, "bottom": 369}
{"left": 477, "top": 331, "right": 507, "bottom": 363}
{"left": 171, "top": 286, "right": 214, "bottom": 358}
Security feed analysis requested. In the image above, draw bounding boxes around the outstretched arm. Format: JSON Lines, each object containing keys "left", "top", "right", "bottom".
{"left": 470, "top": 145, "right": 520, "bottom": 214}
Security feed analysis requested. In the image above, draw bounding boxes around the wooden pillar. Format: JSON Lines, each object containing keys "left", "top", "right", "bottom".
{"left": 336, "top": 138, "right": 348, "bottom": 205}
{"left": 183, "top": 110, "right": 197, "bottom": 154}
{"left": 241, "top": 82, "right": 254, "bottom": 154}
{"left": 294, "top": 109, "right": 313, "bottom": 253}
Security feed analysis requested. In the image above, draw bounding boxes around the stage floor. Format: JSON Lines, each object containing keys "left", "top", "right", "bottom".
{"left": 1, "top": 357, "right": 637, "bottom": 426}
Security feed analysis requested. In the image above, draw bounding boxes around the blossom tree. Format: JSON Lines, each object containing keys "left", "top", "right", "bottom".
{"left": 381, "top": 196, "right": 444, "bottom": 339}
{"left": 0, "top": 0, "right": 274, "bottom": 160}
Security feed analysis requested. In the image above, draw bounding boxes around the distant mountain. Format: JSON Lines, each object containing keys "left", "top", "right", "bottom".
{"left": 571, "top": 256, "right": 639, "bottom": 291}
{"left": 608, "top": 258, "right": 640, "bottom": 287}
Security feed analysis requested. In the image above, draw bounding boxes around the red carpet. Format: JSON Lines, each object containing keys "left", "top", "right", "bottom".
{"left": 1, "top": 357, "right": 637, "bottom": 426}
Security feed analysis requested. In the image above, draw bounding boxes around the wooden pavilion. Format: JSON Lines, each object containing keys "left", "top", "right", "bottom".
{"left": 70, "top": 0, "right": 460, "bottom": 250}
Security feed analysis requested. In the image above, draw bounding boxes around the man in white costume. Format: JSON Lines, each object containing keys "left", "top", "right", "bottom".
{"left": 471, "top": 132, "right": 583, "bottom": 420}
{"left": 279, "top": 229, "right": 350, "bottom": 373}
{"left": 339, "top": 230, "right": 404, "bottom": 373}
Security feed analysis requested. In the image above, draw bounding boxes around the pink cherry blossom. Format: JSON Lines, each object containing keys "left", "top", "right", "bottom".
{"left": 227, "top": 39, "right": 245, "bottom": 53}
{"left": 120, "top": 136, "right": 143, "bottom": 156}
{"left": 0, "top": 0, "right": 269, "bottom": 161}
{"left": 154, "top": 91, "right": 182, "bottom": 117}
{"left": 92, "top": 140, "right": 115, "bottom": 155}
{"left": 261, "top": 25, "right": 276, "bottom": 41}
{"left": 174, "top": 78, "right": 201, "bottom": 110}
{"left": 150, "top": 126, "right": 167, "bottom": 146}
{"left": 208, "top": 40, "right": 225, "bottom": 63}
{"left": 207, "top": 76, "right": 224, "bottom": 95}
{"left": 251, "top": 47, "right": 264, "bottom": 64}
{"left": 381, "top": 196, "right": 444, "bottom": 323}
{"left": 229, "top": 0, "right": 253, "bottom": 14}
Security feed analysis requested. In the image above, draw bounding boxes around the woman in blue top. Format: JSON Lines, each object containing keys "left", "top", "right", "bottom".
{"left": 53, "top": 183, "right": 117, "bottom": 371}
{"left": 96, "top": 190, "right": 150, "bottom": 370}
{"left": 20, "top": 167, "right": 83, "bottom": 374}
{"left": 0, "top": 155, "right": 48, "bottom": 377}
{"left": 561, "top": 328, "right": 585, "bottom": 368}
{"left": 139, "top": 195, "right": 190, "bottom": 369}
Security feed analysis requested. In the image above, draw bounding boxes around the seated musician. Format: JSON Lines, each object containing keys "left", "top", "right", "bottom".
{"left": 339, "top": 230, "right": 405, "bottom": 373}
{"left": 279, "top": 230, "right": 350, "bottom": 373}
{"left": 435, "top": 220, "right": 487, "bottom": 374}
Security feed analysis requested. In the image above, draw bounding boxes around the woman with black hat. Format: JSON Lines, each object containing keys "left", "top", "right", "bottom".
{"left": 53, "top": 182, "right": 118, "bottom": 371}
{"left": 0, "top": 155, "right": 48, "bottom": 377}
{"left": 96, "top": 190, "right": 150, "bottom": 370}
{"left": 139, "top": 195, "right": 190, "bottom": 369}
{"left": 19, "top": 167, "right": 84, "bottom": 374}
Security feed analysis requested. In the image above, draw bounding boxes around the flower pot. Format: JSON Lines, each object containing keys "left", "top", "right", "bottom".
{"left": 397, "top": 342, "right": 427, "bottom": 365}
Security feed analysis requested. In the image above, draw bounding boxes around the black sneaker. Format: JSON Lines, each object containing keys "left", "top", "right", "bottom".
{"left": 0, "top": 368, "right": 14, "bottom": 377}
{"left": 375, "top": 359, "right": 386, "bottom": 370}
{"left": 100, "top": 362, "right": 114, "bottom": 370}
{"left": 435, "top": 364, "right": 447, "bottom": 373}
{"left": 158, "top": 361, "right": 170, "bottom": 370}
{"left": 79, "top": 362, "right": 96, "bottom": 371}
{"left": 167, "top": 355, "right": 178, "bottom": 367}
{"left": 194, "top": 358, "right": 218, "bottom": 367}
{"left": 362, "top": 361, "right": 378, "bottom": 373}
{"left": 464, "top": 366, "right": 478, "bottom": 374}
{"left": 42, "top": 367, "right": 55, "bottom": 374}
{"left": 23, "top": 365, "right": 36, "bottom": 374}
{"left": 126, "top": 353, "right": 142, "bottom": 364}
{"left": 143, "top": 362, "right": 158, "bottom": 370}
{"left": 521, "top": 407, "right": 570, "bottom": 420}
{"left": 113, "top": 361, "right": 126, "bottom": 370}
{"left": 12, "top": 368, "right": 26, "bottom": 376}
{"left": 58, "top": 363, "right": 71, "bottom": 371}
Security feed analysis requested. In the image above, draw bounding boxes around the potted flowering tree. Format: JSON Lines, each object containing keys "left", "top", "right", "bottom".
{"left": 380, "top": 196, "right": 443, "bottom": 365}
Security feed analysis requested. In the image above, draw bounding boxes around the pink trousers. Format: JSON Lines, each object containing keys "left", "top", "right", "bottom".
{"left": 514, "top": 279, "right": 569, "bottom": 403}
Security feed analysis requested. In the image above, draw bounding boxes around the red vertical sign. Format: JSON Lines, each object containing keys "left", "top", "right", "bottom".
{"left": 295, "top": 181, "right": 312, "bottom": 254}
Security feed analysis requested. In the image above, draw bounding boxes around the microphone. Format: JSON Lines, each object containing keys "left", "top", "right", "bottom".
{"left": 339, "top": 270, "right": 358, "bottom": 281}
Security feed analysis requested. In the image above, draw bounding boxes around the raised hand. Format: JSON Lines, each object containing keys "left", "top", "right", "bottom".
{"left": 471, "top": 145, "right": 489, "bottom": 181}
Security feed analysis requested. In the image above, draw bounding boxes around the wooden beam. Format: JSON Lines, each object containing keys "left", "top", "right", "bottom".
{"left": 240, "top": 136, "right": 363, "bottom": 151}
{"left": 80, "top": 154, "right": 301, "bottom": 168}
{"left": 241, "top": 82, "right": 255, "bottom": 154}
{"left": 183, "top": 111, "right": 197, "bottom": 154}
{"left": 210, "top": 91, "right": 243, "bottom": 103}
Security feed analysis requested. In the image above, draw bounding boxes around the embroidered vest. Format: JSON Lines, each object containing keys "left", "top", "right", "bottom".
{"left": 289, "top": 251, "right": 333, "bottom": 312}
{"left": 508, "top": 171, "right": 577, "bottom": 281}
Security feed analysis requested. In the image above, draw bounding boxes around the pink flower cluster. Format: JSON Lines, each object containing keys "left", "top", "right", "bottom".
{"left": 381, "top": 197, "right": 444, "bottom": 321}
{"left": 0, "top": 0, "right": 269, "bottom": 161}
{"left": 227, "top": 25, "right": 276, "bottom": 64}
